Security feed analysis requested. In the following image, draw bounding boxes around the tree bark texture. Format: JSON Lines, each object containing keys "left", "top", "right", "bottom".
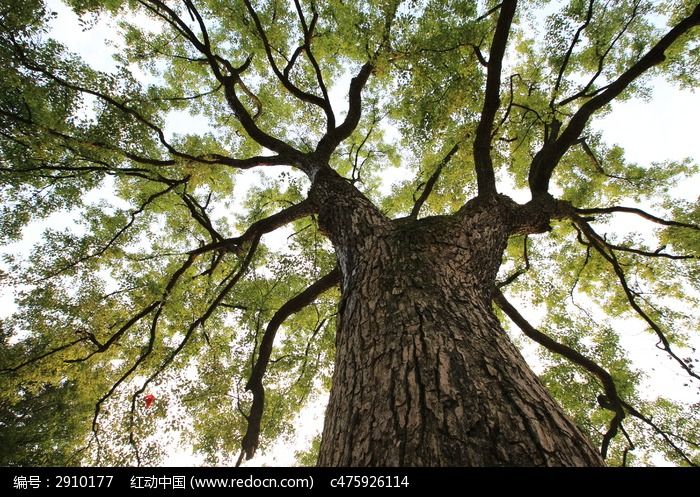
{"left": 310, "top": 168, "right": 603, "bottom": 466}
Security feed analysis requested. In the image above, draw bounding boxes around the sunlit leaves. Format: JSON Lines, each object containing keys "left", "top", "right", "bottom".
{"left": 0, "top": 0, "right": 698, "bottom": 467}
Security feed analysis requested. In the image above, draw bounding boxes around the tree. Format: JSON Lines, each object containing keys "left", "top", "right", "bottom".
{"left": 0, "top": 0, "right": 699, "bottom": 467}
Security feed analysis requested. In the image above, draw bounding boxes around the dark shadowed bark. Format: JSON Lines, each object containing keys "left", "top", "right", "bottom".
{"left": 310, "top": 169, "right": 603, "bottom": 466}
{"left": 4, "top": 0, "right": 699, "bottom": 469}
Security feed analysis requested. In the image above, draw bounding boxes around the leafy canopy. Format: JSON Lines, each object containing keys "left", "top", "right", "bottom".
{"left": 0, "top": 0, "right": 699, "bottom": 466}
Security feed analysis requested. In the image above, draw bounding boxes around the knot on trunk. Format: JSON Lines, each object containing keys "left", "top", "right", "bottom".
{"left": 508, "top": 195, "right": 574, "bottom": 235}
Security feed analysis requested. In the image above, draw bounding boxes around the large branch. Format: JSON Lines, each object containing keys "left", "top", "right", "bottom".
{"left": 220, "top": 82, "right": 303, "bottom": 160}
{"left": 137, "top": 0, "right": 303, "bottom": 163}
{"left": 0, "top": 97, "right": 286, "bottom": 171}
{"left": 472, "top": 0, "right": 517, "bottom": 196}
{"left": 314, "top": 63, "right": 374, "bottom": 161}
{"left": 242, "top": 0, "right": 331, "bottom": 115}
{"left": 84, "top": 200, "right": 314, "bottom": 363}
{"left": 494, "top": 289, "right": 625, "bottom": 458}
{"left": 575, "top": 205, "right": 700, "bottom": 231}
{"left": 293, "top": 0, "right": 335, "bottom": 131}
{"left": 528, "top": 4, "right": 700, "bottom": 194}
{"left": 81, "top": 202, "right": 311, "bottom": 435}
{"left": 238, "top": 267, "right": 340, "bottom": 463}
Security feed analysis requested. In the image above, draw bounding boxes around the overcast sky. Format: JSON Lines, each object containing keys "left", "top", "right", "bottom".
{"left": 3, "top": 0, "right": 697, "bottom": 466}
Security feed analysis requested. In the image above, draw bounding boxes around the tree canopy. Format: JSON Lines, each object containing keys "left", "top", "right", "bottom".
{"left": 0, "top": 0, "right": 699, "bottom": 466}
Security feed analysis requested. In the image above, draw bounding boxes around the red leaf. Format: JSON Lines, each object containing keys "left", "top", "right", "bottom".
{"left": 144, "top": 394, "right": 156, "bottom": 409}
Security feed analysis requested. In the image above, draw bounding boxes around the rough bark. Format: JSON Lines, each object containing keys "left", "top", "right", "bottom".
{"left": 310, "top": 169, "right": 603, "bottom": 466}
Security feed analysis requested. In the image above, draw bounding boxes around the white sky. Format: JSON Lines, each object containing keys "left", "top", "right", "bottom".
{"left": 2, "top": 0, "right": 698, "bottom": 466}
{"left": 596, "top": 83, "right": 699, "bottom": 167}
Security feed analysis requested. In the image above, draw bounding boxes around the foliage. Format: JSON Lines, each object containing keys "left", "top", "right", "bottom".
{"left": 0, "top": 0, "right": 698, "bottom": 466}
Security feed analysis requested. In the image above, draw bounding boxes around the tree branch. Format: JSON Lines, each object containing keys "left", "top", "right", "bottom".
{"left": 315, "top": 63, "right": 374, "bottom": 161}
{"left": 0, "top": 104, "right": 286, "bottom": 171}
{"left": 10, "top": 45, "right": 186, "bottom": 160}
{"left": 87, "top": 251, "right": 202, "bottom": 432}
{"left": 220, "top": 76, "right": 303, "bottom": 161}
{"left": 239, "top": 266, "right": 340, "bottom": 462}
{"left": 476, "top": 2, "right": 504, "bottom": 22}
{"left": 497, "top": 235, "right": 530, "bottom": 288}
{"left": 599, "top": 240, "right": 692, "bottom": 260}
{"left": 569, "top": 214, "right": 693, "bottom": 260}
{"left": 574, "top": 205, "right": 700, "bottom": 231}
{"left": 621, "top": 400, "right": 697, "bottom": 466}
{"left": 494, "top": 289, "right": 625, "bottom": 458}
{"left": 65, "top": 301, "right": 162, "bottom": 364}
{"left": 572, "top": 218, "right": 700, "bottom": 382}
{"left": 473, "top": 0, "right": 517, "bottom": 196}
{"left": 138, "top": 0, "right": 207, "bottom": 53}
{"left": 293, "top": 0, "right": 335, "bottom": 131}
{"left": 242, "top": 0, "right": 330, "bottom": 114}
{"left": 528, "top": 4, "right": 700, "bottom": 194}
{"left": 493, "top": 73, "right": 520, "bottom": 138}
{"left": 410, "top": 143, "right": 459, "bottom": 218}
{"left": 127, "top": 236, "right": 262, "bottom": 460}
{"left": 34, "top": 180, "right": 186, "bottom": 284}
{"left": 576, "top": 138, "right": 641, "bottom": 185}
{"left": 191, "top": 198, "right": 316, "bottom": 257}
{"left": 0, "top": 338, "right": 86, "bottom": 374}
{"left": 558, "top": 1, "right": 643, "bottom": 108}
{"left": 347, "top": 113, "right": 380, "bottom": 184}
{"left": 549, "top": 0, "right": 595, "bottom": 111}
{"left": 180, "top": 191, "right": 226, "bottom": 243}
{"left": 137, "top": 0, "right": 302, "bottom": 162}
{"left": 471, "top": 44, "right": 488, "bottom": 66}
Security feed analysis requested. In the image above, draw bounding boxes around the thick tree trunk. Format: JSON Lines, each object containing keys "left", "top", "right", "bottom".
{"left": 309, "top": 168, "right": 603, "bottom": 466}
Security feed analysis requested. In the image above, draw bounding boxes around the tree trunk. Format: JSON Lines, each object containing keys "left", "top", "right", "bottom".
{"left": 310, "top": 168, "right": 603, "bottom": 466}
